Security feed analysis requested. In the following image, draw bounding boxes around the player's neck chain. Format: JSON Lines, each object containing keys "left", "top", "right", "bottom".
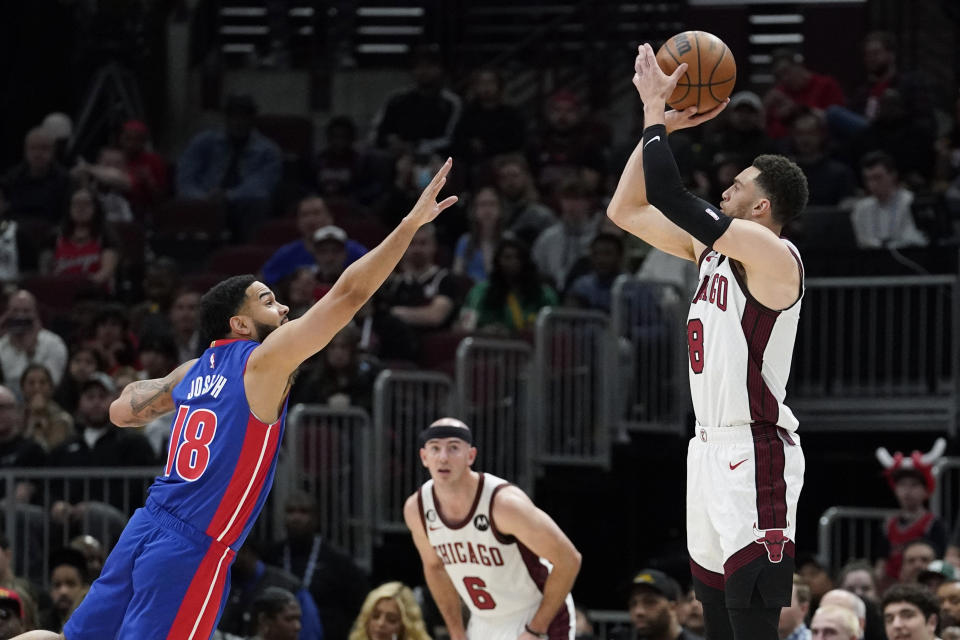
{"left": 283, "top": 534, "right": 322, "bottom": 590}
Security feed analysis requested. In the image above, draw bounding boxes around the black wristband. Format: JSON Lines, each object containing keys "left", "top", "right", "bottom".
{"left": 642, "top": 123, "right": 732, "bottom": 248}
{"left": 525, "top": 623, "right": 548, "bottom": 639}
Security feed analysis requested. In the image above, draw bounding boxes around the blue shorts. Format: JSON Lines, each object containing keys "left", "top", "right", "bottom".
{"left": 64, "top": 500, "right": 237, "bottom": 640}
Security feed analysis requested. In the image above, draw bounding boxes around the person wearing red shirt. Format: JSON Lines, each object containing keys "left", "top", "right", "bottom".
{"left": 764, "top": 48, "right": 846, "bottom": 139}
{"left": 118, "top": 120, "right": 169, "bottom": 211}
{"left": 51, "top": 187, "right": 119, "bottom": 291}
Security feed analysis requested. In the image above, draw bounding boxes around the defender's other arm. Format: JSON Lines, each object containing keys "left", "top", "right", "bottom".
{"left": 492, "top": 486, "right": 581, "bottom": 638}
{"left": 110, "top": 359, "right": 198, "bottom": 427}
{"left": 403, "top": 494, "right": 468, "bottom": 640}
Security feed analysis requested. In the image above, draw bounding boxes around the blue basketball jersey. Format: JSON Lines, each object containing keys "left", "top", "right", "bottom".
{"left": 147, "top": 338, "right": 288, "bottom": 550}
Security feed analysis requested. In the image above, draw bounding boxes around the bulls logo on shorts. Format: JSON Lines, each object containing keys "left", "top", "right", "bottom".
{"left": 753, "top": 523, "right": 790, "bottom": 563}
{"left": 474, "top": 514, "right": 489, "bottom": 531}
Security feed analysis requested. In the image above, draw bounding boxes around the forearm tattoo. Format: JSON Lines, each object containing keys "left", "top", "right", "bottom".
{"left": 128, "top": 378, "right": 175, "bottom": 419}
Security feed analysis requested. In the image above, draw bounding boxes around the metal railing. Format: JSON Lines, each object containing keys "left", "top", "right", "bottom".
{"left": 533, "top": 307, "right": 612, "bottom": 468}
{"left": 455, "top": 337, "right": 534, "bottom": 493}
{"left": 818, "top": 506, "right": 897, "bottom": 575}
{"left": 586, "top": 610, "right": 633, "bottom": 640}
{"left": 791, "top": 275, "right": 959, "bottom": 433}
{"left": 932, "top": 456, "right": 960, "bottom": 528}
{"left": 285, "top": 405, "right": 374, "bottom": 571}
{"left": 610, "top": 277, "right": 690, "bottom": 435}
{"left": 372, "top": 369, "right": 453, "bottom": 534}
{"left": 0, "top": 467, "right": 159, "bottom": 586}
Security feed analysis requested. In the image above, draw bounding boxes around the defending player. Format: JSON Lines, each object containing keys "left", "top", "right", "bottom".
{"left": 607, "top": 45, "right": 809, "bottom": 640}
{"left": 403, "top": 418, "right": 581, "bottom": 640}
{"left": 14, "top": 160, "right": 459, "bottom": 640}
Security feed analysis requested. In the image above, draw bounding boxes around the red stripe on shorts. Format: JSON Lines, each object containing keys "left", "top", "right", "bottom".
{"left": 165, "top": 543, "right": 235, "bottom": 640}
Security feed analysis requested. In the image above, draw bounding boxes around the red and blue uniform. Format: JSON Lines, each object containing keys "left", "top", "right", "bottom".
{"left": 65, "top": 339, "right": 288, "bottom": 640}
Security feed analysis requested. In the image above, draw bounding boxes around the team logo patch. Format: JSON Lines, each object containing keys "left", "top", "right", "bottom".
{"left": 699, "top": 428, "right": 707, "bottom": 442}
{"left": 753, "top": 523, "right": 791, "bottom": 563}
{"left": 473, "top": 514, "right": 489, "bottom": 531}
{"left": 209, "top": 353, "right": 215, "bottom": 368}
{"left": 425, "top": 509, "right": 437, "bottom": 522}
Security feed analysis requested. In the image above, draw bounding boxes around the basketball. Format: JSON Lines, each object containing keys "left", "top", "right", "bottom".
{"left": 655, "top": 31, "right": 737, "bottom": 112}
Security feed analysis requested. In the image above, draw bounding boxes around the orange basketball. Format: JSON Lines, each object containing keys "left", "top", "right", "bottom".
{"left": 655, "top": 31, "right": 737, "bottom": 112}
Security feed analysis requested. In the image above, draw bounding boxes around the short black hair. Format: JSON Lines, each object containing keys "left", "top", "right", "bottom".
{"left": 50, "top": 547, "right": 89, "bottom": 584}
{"left": 881, "top": 583, "right": 939, "bottom": 621}
{"left": 251, "top": 586, "right": 298, "bottom": 627}
{"left": 752, "top": 154, "right": 809, "bottom": 227}
{"left": 902, "top": 538, "right": 936, "bottom": 555}
{"left": 198, "top": 275, "right": 257, "bottom": 347}
{"left": 860, "top": 150, "right": 897, "bottom": 174}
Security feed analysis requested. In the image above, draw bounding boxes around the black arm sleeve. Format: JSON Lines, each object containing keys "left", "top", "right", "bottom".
{"left": 642, "top": 124, "right": 732, "bottom": 248}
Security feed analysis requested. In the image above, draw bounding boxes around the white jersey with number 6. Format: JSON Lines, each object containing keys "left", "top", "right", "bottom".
{"left": 686, "top": 239, "right": 804, "bottom": 430}
{"left": 418, "top": 472, "right": 573, "bottom": 632}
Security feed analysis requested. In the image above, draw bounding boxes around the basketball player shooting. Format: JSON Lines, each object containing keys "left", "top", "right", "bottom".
{"left": 403, "top": 418, "right": 581, "bottom": 640}
{"left": 608, "top": 44, "right": 809, "bottom": 640}
{"left": 14, "top": 160, "right": 459, "bottom": 640}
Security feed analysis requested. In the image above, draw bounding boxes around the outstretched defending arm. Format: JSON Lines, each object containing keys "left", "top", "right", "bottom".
{"left": 246, "top": 159, "right": 458, "bottom": 380}
{"left": 110, "top": 359, "right": 198, "bottom": 427}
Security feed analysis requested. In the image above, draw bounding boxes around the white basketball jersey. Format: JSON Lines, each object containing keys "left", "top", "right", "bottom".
{"left": 418, "top": 473, "right": 553, "bottom": 621}
{"left": 686, "top": 240, "right": 804, "bottom": 430}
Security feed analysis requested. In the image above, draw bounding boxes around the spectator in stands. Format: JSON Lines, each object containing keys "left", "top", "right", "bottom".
{"left": 836, "top": 560, "right": 878, "bottom": 604}
{"left": 452, "top": 67, "right": 526, "bottom": 174}
{"left": 0, "top": 586, "right": 26, "bottom": 639}
{"left": 247, "top": 587, "right": 305, "bottom": 640}
{"left": 918, "top": 559, "right": 958, "bottom": 592}
{"left": 311, "top": 225, "right": 349, "bottom": 292}
{"left": 40, "top": 547, "right": 89, "bottom": 632}
{"left": 575, "top": 607, "right": 596, "bottom": 640}
{"left": 676, "top": 587, "right": 705, "bottom": 638}
{"left": 614, "top": 568, "right": 700, "bottom": 640}
{"left": 0, "top": 289, "right": 68, "bottom": 389}
{"left": 779, "top": 575, "right": 812, "bottom": 640}
{"left": 70, "top": 146, "right": 134, "bottom": 223}
{"left": 40, "top": 112, "right": 72, "bottom": 164}
{"left": 452, "top": 186, "right": 503, "bottom": 282}
{"left": 373, "top": 151, "right": 423, "bottom": 229}
{"left": 697, "top": 92, "right": 777, "bottom": 178}
{"left": 50, "top": 186, "right": 120, "bottom": 290}
{"left": 763, "top": 48, "right": 845, "bottom": 140}
{"left": 797, "top": 556, "right": 834, "bottom": 613}
{"left": 263, "top": 492, "right": 369, "bottom": 640}
{"left": 896, "top": 540, "right": 938, "bottom": 585}
{"left": 938, "top": 579, "right": 960, "bottom": 629}
{"left": 829, "top": 32, "right": 936, "bottom": 143}
{"left": 21, "top": 363, "right": 73, "bottom": 452}
{"left": 494, "top": 154, "right": 557, "bottom": 247}
{"left": 130, "top": 257, "right": 181, "bottom": 337}
{"left": 532, "top": 179, "right": 600, "bottom": 288}
{"left": 529, "top": 89, "right": 606, "bottom": 197}
{"left": 218, "top": 545, "right": 323, "bottom": 640}
{"left": 47, "top": 372, "right": 155, "bottom": 508}
{"left": 373, "top": 224, "right": 458, "bottom": 360}
{"left": 0, "top": 185, "right": 41, "bottom": 283}
{"left": 261, "top": 196, "right": 367, "bottom": 287}
{"left": 787, "top": 112, "right": 856, "bottom": 207}
{"left": 1, "top": 127, "right": 70, "bottom": 223}
{"left": 0, "top": 385, "right": 45, "bottom": 503}
{"left": 82, "top": 304, "right": 138, "bottom": 375}
{"left": 347, "top": 582, "right": 431, "bottom": 640}
{"left": 458, "top": 235, "right": 556, "bottom": 336}
{"left": 274, "top": 267, "right": 318, "bottom": 321}
{"left": 0, "top": 534, "right": 38, "bottom": 630}
{"left": 169, "top": 289, "right": 201, "bottom": 362}
{"left": 118, "top": 119, "right": 169, "bottom": 211}
{"left": 566, "top": 233, "right": 626, "bottom": 312}
{"left": 176, "top": 93, "right": 282, "bottom": 241}
{"left": 314, "top": 115, "right": 380, "bottom": 205}
{"left": 53, "top": 346, "right": 103, "bottom": 415}
{"left": 372, "top": 44, "right": 462, "bottom": 157}
{"left": 68, "top": 535, "right": 105, "bottom": 583}
{"left": 819, "top": 589, "right": 868, "bottom": 640}
{"left": 881, "top": 583, "right": 939, "bottom": 640}
{"left": 135, "top": 333, "right": 179, "bottom": 457}
{"left": 290, "top": 324, "right": 380, "bottom": 412}
{"left": 850, "top": 151, "right": 928, "bottom": 249}
{"left": 809, "top": 605, "right": 860, "bottom": 640}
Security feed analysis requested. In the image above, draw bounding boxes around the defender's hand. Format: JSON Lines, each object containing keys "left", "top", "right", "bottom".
{"left": 632, "top": 43, "right": 687, "bottom": 106}
{"left": 406, "top": 157, "right": 459, "bottom": 227}
{"left": 665, "top": 99, "right": 730, "bottom": 134}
